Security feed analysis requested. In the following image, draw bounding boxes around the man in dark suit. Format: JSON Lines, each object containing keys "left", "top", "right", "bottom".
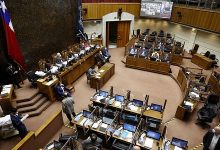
{"left": 203, "top": 126, "right": 220, "bottom": 150}
{"left": 55, "top": 81, "right": 71, "bottom": 99}
{"left": 6, "top": 63, "right": 21, "bottom": 88}
{"left": 10, "top": 108, "right": 28, "bottom": 139}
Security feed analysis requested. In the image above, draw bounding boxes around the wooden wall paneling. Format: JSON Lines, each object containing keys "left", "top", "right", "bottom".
{"left": 210, "top": 12, "right": 220, "bottom": 32}
{"left": 125, "top": 3, "right": 140, "bottom": 16}
{"left": 171, "top": 6, "right": 220, "bottom": 33}
{"left": 83, "top": 3, "right": 98, "bottom": 19}
{"left": 83, "top": 3, "right": 140, "bottom": 20}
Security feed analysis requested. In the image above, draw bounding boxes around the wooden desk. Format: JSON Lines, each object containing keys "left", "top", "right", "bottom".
{"left": 143, "top": 109, "right": 163, "bottom": 121}
{"left": 91, "top": 38, "right": 102, "bottom": 45}
{"left": 90, "top": 63, "right": 115, "bottom": 89}
{"left": 0, "top": 85, "right": 15, "bottom": 114}
{"left": 171, "top": 54, "right": 183, "bottom": 65}
{"left": 136, "top": 135, "right": 163, "bottom": 149}
{"left": 126, "top": 56, "right": 170, "bottom": 75}
{"left": 37, "top": 77, "right": 58, "bottom": 101}
{"left": 208, "top": 70, "right": 220, "bottom": 95}
{"left": 91, "top": 98, "right": 142, "bottom": 116}
{"left": 191, "top": 54, "right": 214, "bottom": 70}
{"left": 177, "top": 70, "right": 188, "bottom": 92}
{"left": 59, "top": 48, "right": 99, "bottom": 85}
{"left": 175, "top": 99, "right": 198, "bottom": 120}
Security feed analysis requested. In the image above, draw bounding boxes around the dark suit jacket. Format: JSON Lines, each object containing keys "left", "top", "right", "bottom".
{"left": 203, "top": 130, "right": 220, "bottom": 150}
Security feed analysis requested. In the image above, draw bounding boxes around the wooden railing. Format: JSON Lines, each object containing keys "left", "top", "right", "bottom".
{"left": 12, "top": 110, "right": 63, "bottom": 150}
{"left": 124, "top": 37, "right": 136, "bottom": 56}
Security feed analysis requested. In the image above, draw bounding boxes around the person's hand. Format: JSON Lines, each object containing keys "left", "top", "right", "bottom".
{"left": 14, "top": 71, "right": 18, "bottom": 74}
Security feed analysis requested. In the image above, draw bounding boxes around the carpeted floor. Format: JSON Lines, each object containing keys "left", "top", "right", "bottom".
{"left": 0, "top": 47, "right": 218, "bottom": 150}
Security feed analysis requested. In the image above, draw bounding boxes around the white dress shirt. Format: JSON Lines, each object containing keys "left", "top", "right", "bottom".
{"left": 209, "top": 134, "right": 220, "bottom": 150}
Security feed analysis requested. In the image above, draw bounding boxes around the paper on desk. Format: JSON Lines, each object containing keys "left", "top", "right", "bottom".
{"left": 145, "top": 137, "right": 154, "bottom": 148}
{"left": 3, "top": 85, "right": 12, "bottom": 88}
{"left": 99, "top": 70, "right": 105, "bottom": 73}
{"left": 95, "top": 76, "right": 101, "bottom": 79}
{"left": 174, "top": 146, "right": 183, "bottom": 150}
{"left": 74, "top": 113, "right": 82, "bottom": 122}
{"left": 101, "top": 123, "right": 108, "bottom": 128}
{"left": 130, "top": 105, "right": 138, "bottom": 111}
{"left": 45, "top": 80, "right": 55, "bottom": 86}
{"left": 1, "top": 90, "right": 9, "bottom": 94}
{"left": 79, "top": 118, "right": 87, "bottom": 125}
{"left": 96, "top": 73, "right": 101, "bottom": 76}
{"left": 92, "top": 122, "right": 99, "bottom": 129}
{"left": 184, "top": 101, "right": 194, "bottom": 107}
{"left": 96, "top": 96, "right": 104, "bottom": 101}
{"left": 114, "top": 101, "right": 121, "bottom": 107}
{"left": 85, "top": 119, "right": 93, "bottom": 127}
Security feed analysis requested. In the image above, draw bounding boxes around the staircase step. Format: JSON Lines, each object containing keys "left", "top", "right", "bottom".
{"left": 23, "top": 101, "right": 52, "bottom": 117}
{"left": 17, "top": 97, "right": 48, "bottom": 113}
{"left": 16, "top": 92, "right": 40, "bottom": 103}
{"left": 17, "top": 94, "right": 44, "bottom": 108}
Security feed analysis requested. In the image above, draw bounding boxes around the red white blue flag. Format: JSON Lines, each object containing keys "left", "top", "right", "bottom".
{"left": 0, "top": 0, "right": 25, "bottom": 68}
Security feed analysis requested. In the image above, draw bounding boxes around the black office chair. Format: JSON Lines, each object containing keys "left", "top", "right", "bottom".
{"left": 196, "top": 94, "right": 220, "bottom": 128}
{"left": 112, "top": 139, "right": 133, "bottom": 150}
{"left": 26, "top": 70, "right": 39, "bottom": 88}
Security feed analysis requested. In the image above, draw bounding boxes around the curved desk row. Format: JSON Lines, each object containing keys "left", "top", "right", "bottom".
{"left": 126, "top": 56, "right": 170, "bottom": 75}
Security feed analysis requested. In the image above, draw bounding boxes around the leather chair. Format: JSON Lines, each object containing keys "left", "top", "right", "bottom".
{"left": 112, "top": 139, "right": 133, "bottom": 150}
{"left": 26, "top": 70, "right": 39, "bottom": 88}
{"left": 196, "top": 94, "right": 219, "bottom": 128}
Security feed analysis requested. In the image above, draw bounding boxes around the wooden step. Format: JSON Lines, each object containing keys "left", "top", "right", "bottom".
{"left": 23, "top": 101, "right": 52, "bottom": 117}
{"left": 15, "top": 91, "right": 39, "bottom": 103}
{"left": 17, "top": 93, "right": 44, "bottom": 108}
{"left": 17, "top": 97, "right": 48, "bottom": 113}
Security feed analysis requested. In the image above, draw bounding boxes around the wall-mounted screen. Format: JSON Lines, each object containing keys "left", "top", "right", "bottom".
{"left": 140, "top": 0, "right": 173, "bottom": 19}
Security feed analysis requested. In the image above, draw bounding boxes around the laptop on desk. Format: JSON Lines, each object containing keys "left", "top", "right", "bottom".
{"left": 115, "top": 94, "right": 125, "bottom": 102}
{"left": 99, "top": 90, "right": 108, "bottom": 98}
{"left": 133, "top": 99, "right": 144, "bottom": 107}
{"left": 171, "top": 137, "right": 188, "bottom": 149}
{"left": 150, "top": 103, "right": 163, "bottom": 112}
{"left": 102, "top": 111, "right": 114, "bottom": 125}
{"left": 146, "top": 130, "right": 161, "bottom": 141}
{"left": 121, "top": 123, "right": 136, "bottom": 139}
{"left": 83, "top": 110, "right": 91, "bottom": 118}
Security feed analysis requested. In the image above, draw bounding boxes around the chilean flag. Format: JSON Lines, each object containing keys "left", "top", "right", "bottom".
{"left": 0, "top": 0, "right": 25, "bottom": 69}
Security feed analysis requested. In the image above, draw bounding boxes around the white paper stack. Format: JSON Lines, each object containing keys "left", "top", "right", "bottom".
{"left": 114, "top": 101, "right": 121, "bottom": 107}
{"left": 174, "top": 146, "right": 183, "bottom": 150}
{"left": 101, "top": 123, "right": 108, "bottom": 128}
{"left": 145, "top": 138, "right": 154, "bottom": 148}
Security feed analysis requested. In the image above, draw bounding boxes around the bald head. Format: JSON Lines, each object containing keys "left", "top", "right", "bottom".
{"left": 213, "top": 126, "right": 220, "bottom": 135}
{"left": 133, "top": 145, "right": 141, "bottom": 150}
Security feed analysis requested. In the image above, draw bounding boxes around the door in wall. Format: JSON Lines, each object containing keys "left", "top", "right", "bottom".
{"left": 117, "top": 21, "right": 130, "bottom": 48}
{"left": 106, "top": 21, "right": 130, "bottom": 48}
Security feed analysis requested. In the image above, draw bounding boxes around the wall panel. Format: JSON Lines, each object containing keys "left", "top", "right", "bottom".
{"left": 171, "top": 6, "right": 220, "bottom": 33}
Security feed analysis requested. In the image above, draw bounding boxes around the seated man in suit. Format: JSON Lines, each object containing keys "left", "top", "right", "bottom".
{"left": 96, "top": 51, "right": 107, "bottom": 68}
{"left": 55, "top": 81, "right": 71, "bottom": 99}
{"left": 203, "top": 126, "right": 220, "bottom": 150}
{"left": 129, "top": 46, "right": 137, "bottom": 56}
{"left": 101, "top": 47, "right": 111, "bottom": 61}
{"left": 139, "top": 47, "right": 149, "bottom": 58}
{"left": 82, "top": 133, "right": 103, "bottom": 150}
{"left": 88, "top": 66, "right": 97, "bottom": 77}
{"left": 150, "top": 51, "right": 160, "bottom": 61}
{"left": 161, "top": 53, "right": 170, "bottom": 63}
{"left": 55, "top": 53, "right": 67, "bottom": 69}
